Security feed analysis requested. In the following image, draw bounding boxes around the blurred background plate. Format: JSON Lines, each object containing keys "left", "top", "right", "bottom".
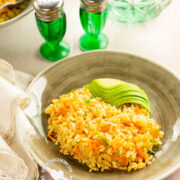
{"left": 0, "top": 1, "right": 33, "bottom": 28}
{"left": 25, "top": 51, "right": 180, "bottom": 180}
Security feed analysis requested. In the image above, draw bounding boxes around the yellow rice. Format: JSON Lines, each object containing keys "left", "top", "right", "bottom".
{"left": 45, "top": 87, "right": 164, "bottom": 172}
{"left": 0, "top": 0, "right": 30, "bottom": 23}
{"left": 0, "top": 0, "right": 16, "bottom": 7}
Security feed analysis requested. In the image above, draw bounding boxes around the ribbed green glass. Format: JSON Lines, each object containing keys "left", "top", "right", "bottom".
{"left": 79, "top": 8, "right": 108, "bottom": 51}
{"left": 108, "top": 0, "right": 172, "bottom": 23}
{"left": 35, "top": 13, "right": 69, "bottom": 61}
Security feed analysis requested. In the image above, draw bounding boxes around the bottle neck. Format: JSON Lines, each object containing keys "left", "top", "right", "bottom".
{"left": 80, "top": 1, "right": 107, "bottom": 13}
{"left": 35, "top": 9, "right": 64, "bottom": 22}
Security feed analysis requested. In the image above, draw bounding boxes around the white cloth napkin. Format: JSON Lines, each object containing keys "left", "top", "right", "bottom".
{"left": 0, "top": 136, "right": 28, "bottom": 180}
{"left": 0, "top": 60, "right": 15, "bottom": 84}
{"left": 0, "top": 76, "right": 30, "bottom": 142}
{"left": 0, "top": 59, "right": 39, "bottom": 180}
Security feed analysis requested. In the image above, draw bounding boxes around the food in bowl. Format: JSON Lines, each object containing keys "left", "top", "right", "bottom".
{"left": 45, "top": 78, "right": 164, "bottom": 172}
{"left": 0, "top": 0, "right": 16, "bottom": 6}
{"left": 0, "top": 0, "right": 30, "bottom": 23}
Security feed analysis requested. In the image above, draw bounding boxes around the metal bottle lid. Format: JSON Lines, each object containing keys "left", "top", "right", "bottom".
{"left": 33, "top": 0, "right": 64, "bottom": 22}
{"left": 80, "top": 0, "right": 107, "bottom": 13}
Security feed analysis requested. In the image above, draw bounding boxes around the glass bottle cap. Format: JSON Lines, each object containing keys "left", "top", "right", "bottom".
{"left": 80, "top": 0, "right": 107, "bottom": 13}
{"left": 33, "top": 0, "right": 64, "bottom": 22}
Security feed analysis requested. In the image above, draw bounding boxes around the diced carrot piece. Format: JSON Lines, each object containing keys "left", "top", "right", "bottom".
{"left": 101, "top": 125, "right": 110, "bottom": 133}
{"left": 113, "top": 154, "right": 120, "bottom": 160}
{"left": 59, "top": 104, "right": 67, "bottom": 116}
{"left": 120, "top": 156, "right": 127, "bottom": 166}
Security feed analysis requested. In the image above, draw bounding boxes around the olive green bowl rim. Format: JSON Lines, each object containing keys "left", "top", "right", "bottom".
{"left": 26, "top": 50, "right": 180, "bottom": 180}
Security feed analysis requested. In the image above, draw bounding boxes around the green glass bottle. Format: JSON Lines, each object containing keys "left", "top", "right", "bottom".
{"left": 33, "top": 0, "right": 70, "bottom": 61}
{"left": 79, "top": 0, "right": 108, "bottom": 51}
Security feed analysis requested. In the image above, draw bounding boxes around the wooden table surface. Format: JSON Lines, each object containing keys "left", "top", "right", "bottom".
{"left": 0, "top": 0, "right": 180, "bottom": 179}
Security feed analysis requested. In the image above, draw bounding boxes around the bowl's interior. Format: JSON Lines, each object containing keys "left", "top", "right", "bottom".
{"left": 0, "top": 1, "right": 33, "bottom": 28}
{"left": 25, "top": 51, "right": 180, "bottom": 180}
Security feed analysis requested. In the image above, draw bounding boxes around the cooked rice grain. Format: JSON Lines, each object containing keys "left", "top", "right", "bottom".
{"left": 45, "top": 87, "right": 164, "bottom": 172}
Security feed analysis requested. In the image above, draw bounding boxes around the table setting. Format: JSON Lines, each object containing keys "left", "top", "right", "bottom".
{"left": 0, "top": 0, "right": 180, "bottom": 180}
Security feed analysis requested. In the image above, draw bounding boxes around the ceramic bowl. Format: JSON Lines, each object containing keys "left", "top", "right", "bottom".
{"left": 0, "top": 1, "right": 33, "bottom": 28}
{"left": 25, "top": 51, "right": 180, "bottom": 180}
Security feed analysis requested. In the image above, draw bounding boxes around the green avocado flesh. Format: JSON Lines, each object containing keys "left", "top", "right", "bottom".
{"left": 86, "top": 78, "right": 152, "bottom": 115}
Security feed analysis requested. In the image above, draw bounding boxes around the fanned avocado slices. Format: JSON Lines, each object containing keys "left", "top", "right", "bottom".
{"left": 86, "top": 78, "right": 152, "bottom": 115}
{"left": 88, "top": 85, "right": 149, "bottom": 104}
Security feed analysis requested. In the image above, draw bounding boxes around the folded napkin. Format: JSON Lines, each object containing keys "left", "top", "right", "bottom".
{"left": 0, "top": 60, "right": 15, "bottom": 84}
{"left": 0, "top": 136, "right": 28, "bottom": 180}
{"left": 0, "top": 76, "right": 30, "bottom": 142}
{"left": 0, "top": 59, "right": 39, "bottom": 180}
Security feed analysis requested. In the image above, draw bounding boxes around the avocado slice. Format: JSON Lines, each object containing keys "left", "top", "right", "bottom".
{"left": 86, "top": 78, "right": 152, "bottom": 115}
{"left": 88, "top": 85, "right": 150, "bottom": 105}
